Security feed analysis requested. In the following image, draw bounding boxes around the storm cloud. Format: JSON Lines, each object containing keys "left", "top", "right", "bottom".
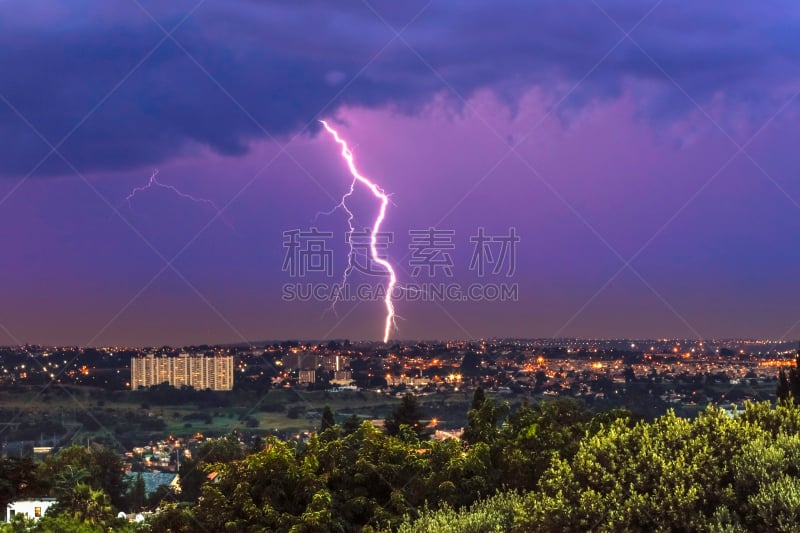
{"left": 1, "top": 0, "right": 798, "bottom": 177}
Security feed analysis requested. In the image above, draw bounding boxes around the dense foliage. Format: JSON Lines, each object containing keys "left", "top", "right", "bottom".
{"left": 7, "top": 393, "right": 800, "bottom": 531}
{"left": 157, "top": 394, "right": 619, "bottom": 532}
{"left": 400, "top": 401, "right": 800, "bottom": 532}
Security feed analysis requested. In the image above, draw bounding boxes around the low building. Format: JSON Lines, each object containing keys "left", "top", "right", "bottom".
{"left": 124, "top": 472, "right": 180, "bottom": 497}
{"left": 6, "top": 499, "right": 57, "bottom": 522}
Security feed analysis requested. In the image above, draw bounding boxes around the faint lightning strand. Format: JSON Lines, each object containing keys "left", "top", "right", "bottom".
{"left": 127, "top": 169, "right": 222, "bottom": 214}
{"left": 319, "top": 176, "right": 357, "bottom": 320}
{"left": 320, "top": 120, "right": 397, "bottom": 343}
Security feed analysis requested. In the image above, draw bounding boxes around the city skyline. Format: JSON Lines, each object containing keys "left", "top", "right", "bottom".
{"left": 1, "top": 1, "right": 799, "bottom": 345}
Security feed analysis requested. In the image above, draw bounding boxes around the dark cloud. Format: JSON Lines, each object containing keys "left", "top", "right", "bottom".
{"left": 0, "top": 0, "right": 798, "bottom": 177}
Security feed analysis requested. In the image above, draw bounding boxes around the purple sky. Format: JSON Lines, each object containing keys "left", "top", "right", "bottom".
{"left": 0, "top": 0, "right": 799, "bottom": 345}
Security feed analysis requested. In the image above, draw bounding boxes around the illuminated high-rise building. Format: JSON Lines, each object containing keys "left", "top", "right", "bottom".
{"left": 130, "top": 354, "right": 234, "bottom": 391}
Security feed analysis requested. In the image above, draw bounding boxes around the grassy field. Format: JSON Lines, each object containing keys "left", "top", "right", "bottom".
{"left": 0, "top": 386, "right": 475, "bottom": 449}
{"left": 1, "top": 381, "right": 769, "bottom": 450}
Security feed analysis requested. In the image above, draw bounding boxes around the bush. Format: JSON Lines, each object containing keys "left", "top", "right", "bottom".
{"left": 395, "top": 492, "right": 523, "bottom": 533}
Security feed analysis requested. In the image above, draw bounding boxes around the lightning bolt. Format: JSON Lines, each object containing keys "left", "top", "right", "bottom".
{"left": 320, "top": 120, "right": 397, "bottom": 343}
{"left": 126, "top": 169, "right": 223, "bottom": 215}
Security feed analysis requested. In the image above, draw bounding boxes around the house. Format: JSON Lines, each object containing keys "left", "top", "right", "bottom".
{"left": 6, "top": 499, "right": 57, "bottom": 522}
{"left": 124, "top": 472, "right": 180, "bottom": 497}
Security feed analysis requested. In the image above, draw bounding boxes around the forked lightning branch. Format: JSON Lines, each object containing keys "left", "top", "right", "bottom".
{"left": 318, "top": 120, "right": 398, "bottom": 343}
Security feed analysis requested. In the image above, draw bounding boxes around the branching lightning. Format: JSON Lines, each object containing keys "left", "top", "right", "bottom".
{"left": 126, "top": 169, "right": 223, "bottom": 215}
{"left": 320, "top": 120, "right": 397, "bottom": 343}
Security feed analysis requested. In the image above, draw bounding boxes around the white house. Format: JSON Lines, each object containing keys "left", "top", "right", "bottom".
{"left": 6, "top": 499, "right": 57, "bottom": 522}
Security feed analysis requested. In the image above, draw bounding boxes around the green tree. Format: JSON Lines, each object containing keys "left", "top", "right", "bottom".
{"left": 2, "top": 512, "right": 142, "bottom": 533}
{"left": 39, "top": 445, "right": 127, "bottom": 510}
{"left": 320, "top": 405, "right": 336, "bottom": 433}
{"left": 49, "top": 483, "right": 114, "bottom": 526}
{"left": 178, "top": 433, "right": 245, "bottom": 501}
{"left": 316, "top": 421, "right": 431, "bottom": 530}
{"left": 470, "top": 387, "right": 485, "bottom": 411}
{"left": 749, "top": 474, "right": 800, "bottom": 532}
{"left": 146, "top": 484, "right": 175, "bottom": 510}
{"left": 461, "top": 388, "right": 502, "bottom": 446}
{"left": 193, "top": 436, "right": 336, "bottom": 532}
{"left": 146, "top": 502, "right": 197, "bottom": 533}
{"left": 0, "top": 457, "right": 45, "bottom": 512}
{"left": 342, "top": 414, "right": 361, "bottom": 435}
{"left": 52, "top": 465, "right": 89, "bottom": 500}
{"left": 395, "top": 491, "right": 523, "bottom": 533}
{"left": 385, "top": 393, "right": 427, "bottom": 439}
{"left": 777, "top": 344, "right": 800, "bottom": 401}
{"left": 494, "top": 398, "right": 606, "bottom": 492}
{"left": 127, "top": 473, "right": 146, "bottom": 512}
{"left": 517, "top": 403, "right": 784, "bottom": 531}
{"left": 777, "top": 369, "right": 791, "bottom": 401}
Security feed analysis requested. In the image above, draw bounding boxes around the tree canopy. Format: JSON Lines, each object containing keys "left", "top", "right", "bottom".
{"left": 6, "top": 393, "right": 800, "bottom": 532}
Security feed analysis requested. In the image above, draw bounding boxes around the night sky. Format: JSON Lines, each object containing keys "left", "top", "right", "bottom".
{"left": 1, "top": 1, "right": 799, "bottom": 346}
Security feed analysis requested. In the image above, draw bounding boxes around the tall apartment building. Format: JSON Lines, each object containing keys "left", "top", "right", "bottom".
{"left": 130, "top": 354, "right": 234, "bottom": 391}
{"left": 298, "top": 369, "right": 317, "bottom": 384}
{"left": 284, "top": 351, "right": 319, "bottom": 370}
{"left": 284, "top": 352, "right": 349, "bottom": 372}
